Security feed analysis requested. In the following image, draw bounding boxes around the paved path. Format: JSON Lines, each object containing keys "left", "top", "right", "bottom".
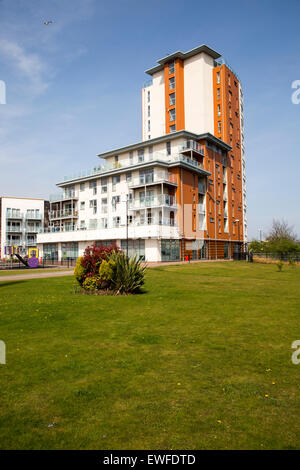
{"left": 0, "top": 270, "right": 74, "bottom": 282}
{"left": 0, "top": 259, "right": 232, "bottom": 282}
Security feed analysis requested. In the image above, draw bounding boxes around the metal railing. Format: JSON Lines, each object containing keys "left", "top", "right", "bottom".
{"left": 6, "top": 226, "right": 22, "bottom": 232}
{"left": 181, "top": 140, "right": 205, "bottom": 155}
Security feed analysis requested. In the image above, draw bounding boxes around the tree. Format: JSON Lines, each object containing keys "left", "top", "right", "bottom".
{"left": 267, "top": 219, "right": 298, "bottom": 243}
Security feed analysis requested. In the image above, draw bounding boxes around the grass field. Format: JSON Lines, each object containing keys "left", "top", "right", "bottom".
{"left": 0, "top": 261, "right": 299, "bottom": 450}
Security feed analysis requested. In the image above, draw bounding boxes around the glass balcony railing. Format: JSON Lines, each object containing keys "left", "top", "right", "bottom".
{"left": 50, "top": 191, "right": 78, "bottom": 201}
{"left": 6, "top": 225, "right": 22, "bottom": 232}
{"left": 181, "top": 140, "right": 205, "bottom": 156}
{"left": 129, "top": 195, "right": 177, "bottom": 210}
{"left": 49, "top": 209, "right": 78, "bottom": 219}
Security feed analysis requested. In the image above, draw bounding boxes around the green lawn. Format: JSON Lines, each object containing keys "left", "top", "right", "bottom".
{"left": 0, "top": 262, "right": 299, "bottom": 450}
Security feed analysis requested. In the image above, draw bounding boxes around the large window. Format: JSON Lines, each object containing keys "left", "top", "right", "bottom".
{"left": 43, "top": 243, "right": 58, "bottom": 260}
{"left": 138, "top": 149, "right": 144, "bottom": 163}
{"left": 139, "top": 168, "right": 154, "bottom": 184}
{"left": 121, "top": 239, "right": 145, "bottom": 260}
{"left": 61, "top": 242, "right": 78, "bottom": 260}
{"left": 161, "top": 239, "right": 180, "bottom": 261}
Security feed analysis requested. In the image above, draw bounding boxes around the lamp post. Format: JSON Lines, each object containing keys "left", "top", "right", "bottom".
{"left": 126, "top": 194, "right": 129, "bottom": 257}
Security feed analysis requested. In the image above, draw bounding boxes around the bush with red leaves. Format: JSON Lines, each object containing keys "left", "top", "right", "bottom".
{"left": 80, "top": 243, "right": 120, "bottom": 277}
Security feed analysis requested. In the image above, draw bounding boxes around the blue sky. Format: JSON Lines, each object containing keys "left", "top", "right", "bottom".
{"left": 0, "top": 0, "right": 299, "bottom": 240}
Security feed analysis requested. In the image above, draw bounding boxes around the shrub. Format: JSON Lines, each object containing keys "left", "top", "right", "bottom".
{"left": 82, "top": 276, "right": 102, "bottom": 291}
{"left": 74, "top": 257, "right": 86, "bottom": 286}
{"left": 80, "top": 244, "right": 119, "bottom": 277}
{"left": 277, "top": 260, "right": 284, "bottom": 272}
{"left": 99, "top": 259, "right": 115, "bottom": 281}
{"left": 109, "top": 251, "right": 146, "bottom": 294}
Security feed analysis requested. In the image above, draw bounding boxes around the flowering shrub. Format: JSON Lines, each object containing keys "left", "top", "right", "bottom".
{"left": 73, "top": 244, "right": 146, "bottom": 295}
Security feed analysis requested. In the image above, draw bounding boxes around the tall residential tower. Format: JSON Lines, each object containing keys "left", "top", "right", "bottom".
{"left": 37, "top": 45, "right": 247, "bottom": 262}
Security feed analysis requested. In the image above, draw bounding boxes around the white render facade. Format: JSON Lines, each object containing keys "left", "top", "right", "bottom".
{"left": 0, "top": 197, "right": 45, "bottom": 258}
{"left": 36, "top": 131, "right": 214, "bottom": 262}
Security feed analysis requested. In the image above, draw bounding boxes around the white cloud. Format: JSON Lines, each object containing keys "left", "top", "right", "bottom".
{"left": 0, "top": 39, "right": 48, "bottom": 94}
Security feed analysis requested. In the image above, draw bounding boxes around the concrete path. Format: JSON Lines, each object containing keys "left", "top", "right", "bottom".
{"left": 0, "top": 270, "right": 74, "bottom": 282}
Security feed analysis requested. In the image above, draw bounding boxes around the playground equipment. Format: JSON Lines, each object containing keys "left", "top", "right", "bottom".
{"left": 4, "top": 246, "right": 39, "bottom": 268}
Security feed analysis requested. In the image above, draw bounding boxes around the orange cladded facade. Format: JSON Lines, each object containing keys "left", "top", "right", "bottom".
{"left": 162, "top": 62, "right": 244, "bottom": 259}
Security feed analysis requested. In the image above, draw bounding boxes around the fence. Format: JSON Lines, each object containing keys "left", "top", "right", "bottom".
{"left": 252, "top": 252, "right": 300, "bottom": 262}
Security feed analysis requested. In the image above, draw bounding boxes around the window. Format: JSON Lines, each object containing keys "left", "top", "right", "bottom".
{"left": 112, "top": 175, "right": 120, "bottom": 191}
{"left": 169, "top": 61, "right": 175, "bottom": 74}
{"left": 148, "top": 120, "right": 151, "bottom": 132}
{"left": 210, "top": 218, "right": 214, "bottom": 223}
{"left": 148, "top": 146, "right": 153, "bottom": 160}
{"left": 228, "top": 74, "right": 231, "bottom": 86}
{"left": 170, "top": 124, "right": 176, "bottom": 133}
{"left": 101, "top": 198, "right": 108, "bottom": 213}
{"left": 217, "top": 104, "right": 221, "bottom": 117}
{"left": 80, "top": 220, "right": 86, "bottom": 229}
{"left": 216, "top": 71, "right": 220, "bottom": 84}
{"left": 169, "top": 108, "right": 176, "bottom": 122}
{"left": 80, "top": 183, "right": 85, "bottom": 191}
{"left": 169, "top": 92, "right": 175, "bottom": 106}
{"left": 218, "top": 219, "right": 221, "bottom": 232}
{"left": 148, "top": 105, "right": 150, "bottom": 117}
{"left": 126, "top": 172, "right": 132, "bottom": 182}
{"left": 113, "top": 216, "right": 120, "bottom": 228}
{"left": 217, "top": 88, "right": 220, "bottom": 100}
{"left": 229, "top": 90, "right": 232, "bottom": 102}
{"left": 112, "top": 195, "right": 120, "bottom": 207}
{"left": 218, "top": 121, "right": 221, "bottom": 134}
{"left": 169, "top": 77, "right": 175, "bottom": 90}
{"left": 89, "top": 200, "right": 97, "bottom": 214}
{"left": 147, "top": 90, "right": 150, "bottom": 102}
{"left": 101, "top": 218, "right": 108, "bottom": 229}
{"left": 89, "top": 181, "right": 97, "bottom": 195}
{"left": 138, "top": 149, "right": 144, "bottom": 162}
{"left": 114, "top": 155, "right": 119, "bottom": 163}
{"left": 80, "top": 201, "right": 85, "bottom": 210}
{"left": 129, "top": 151, "right": 133, "bottom": 165}
{"left": 166, "top": 141, "right": 171, "bottom": 156}
{"left": 139, "top": 168, "right": 154, "bottom": 184}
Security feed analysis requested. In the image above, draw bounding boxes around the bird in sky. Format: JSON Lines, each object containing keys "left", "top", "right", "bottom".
{"left": 43, "top": 21, "right": 53, "bottom": 25}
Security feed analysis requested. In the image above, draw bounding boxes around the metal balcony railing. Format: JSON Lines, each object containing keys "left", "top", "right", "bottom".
{"left": 181, "top": 140, "right": 205, "bottom": 156}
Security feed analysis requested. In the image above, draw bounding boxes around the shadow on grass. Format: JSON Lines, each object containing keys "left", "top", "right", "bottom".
{"left": 0, "top": 280, "right": 27, "bottom": 288}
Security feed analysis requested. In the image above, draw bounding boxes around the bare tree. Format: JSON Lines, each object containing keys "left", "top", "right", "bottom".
{"left": 266, "top": 219, "right": 298, "bottom": 242}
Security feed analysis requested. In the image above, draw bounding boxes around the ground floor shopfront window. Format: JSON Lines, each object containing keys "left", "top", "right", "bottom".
{"left": 161, "top": 239, "right": 180, "bottom": 261}
{"left": 121, "top": 239, "right": 145, "bottom": 260}
{"left": 61, "top": 242, "right": 78, "bottom": 260}
{"left": 43, "top": 243, "right": 58, "bottom": 261}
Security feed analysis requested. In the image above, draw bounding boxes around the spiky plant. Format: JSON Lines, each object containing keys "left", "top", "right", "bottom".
{"left": 109, "top": 252, "right": 146, "bottom": 294}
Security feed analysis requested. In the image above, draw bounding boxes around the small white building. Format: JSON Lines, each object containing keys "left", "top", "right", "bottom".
{"left": 0, "top": 197, "right": 46, "bottom": 259}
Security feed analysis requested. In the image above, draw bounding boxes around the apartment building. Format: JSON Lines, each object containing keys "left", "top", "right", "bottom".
{"left": 0, "top": 197, "right": 48, "bottom": 258}
{"left": 37, "top": 44, "right": 247, "bottom": 262}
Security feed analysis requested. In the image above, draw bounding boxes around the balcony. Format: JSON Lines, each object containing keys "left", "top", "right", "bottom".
{"left": 198, "top": 183, "right": 206, "bottom": 194}
{"left": 129, "top": 194, "right": 177, "bottom": 210}
{"left": 128, "top": 171, "right": 177, "bottom": 188}
{"left": 26, "top": 226, "right": 43, "bottom": 233}
{"left": 25, "top": 213, "right": 42, "bottom": 220}
{"left": 6, "top": 211, "right": 22, "bottom": 219}
{"left": 171, "top": 154, "right": 204, "bottom": 171}
{"left": 180, "top": 140, "right": 205, "bottom": 156}
{"left": 50, "top": 191, "right": 79, "bottom": 202}
{"left": 49, "top": 209, "right": 78, "bottom": 220}
{"left": 6, "top": 225, "right": 22, "bottom": 233}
